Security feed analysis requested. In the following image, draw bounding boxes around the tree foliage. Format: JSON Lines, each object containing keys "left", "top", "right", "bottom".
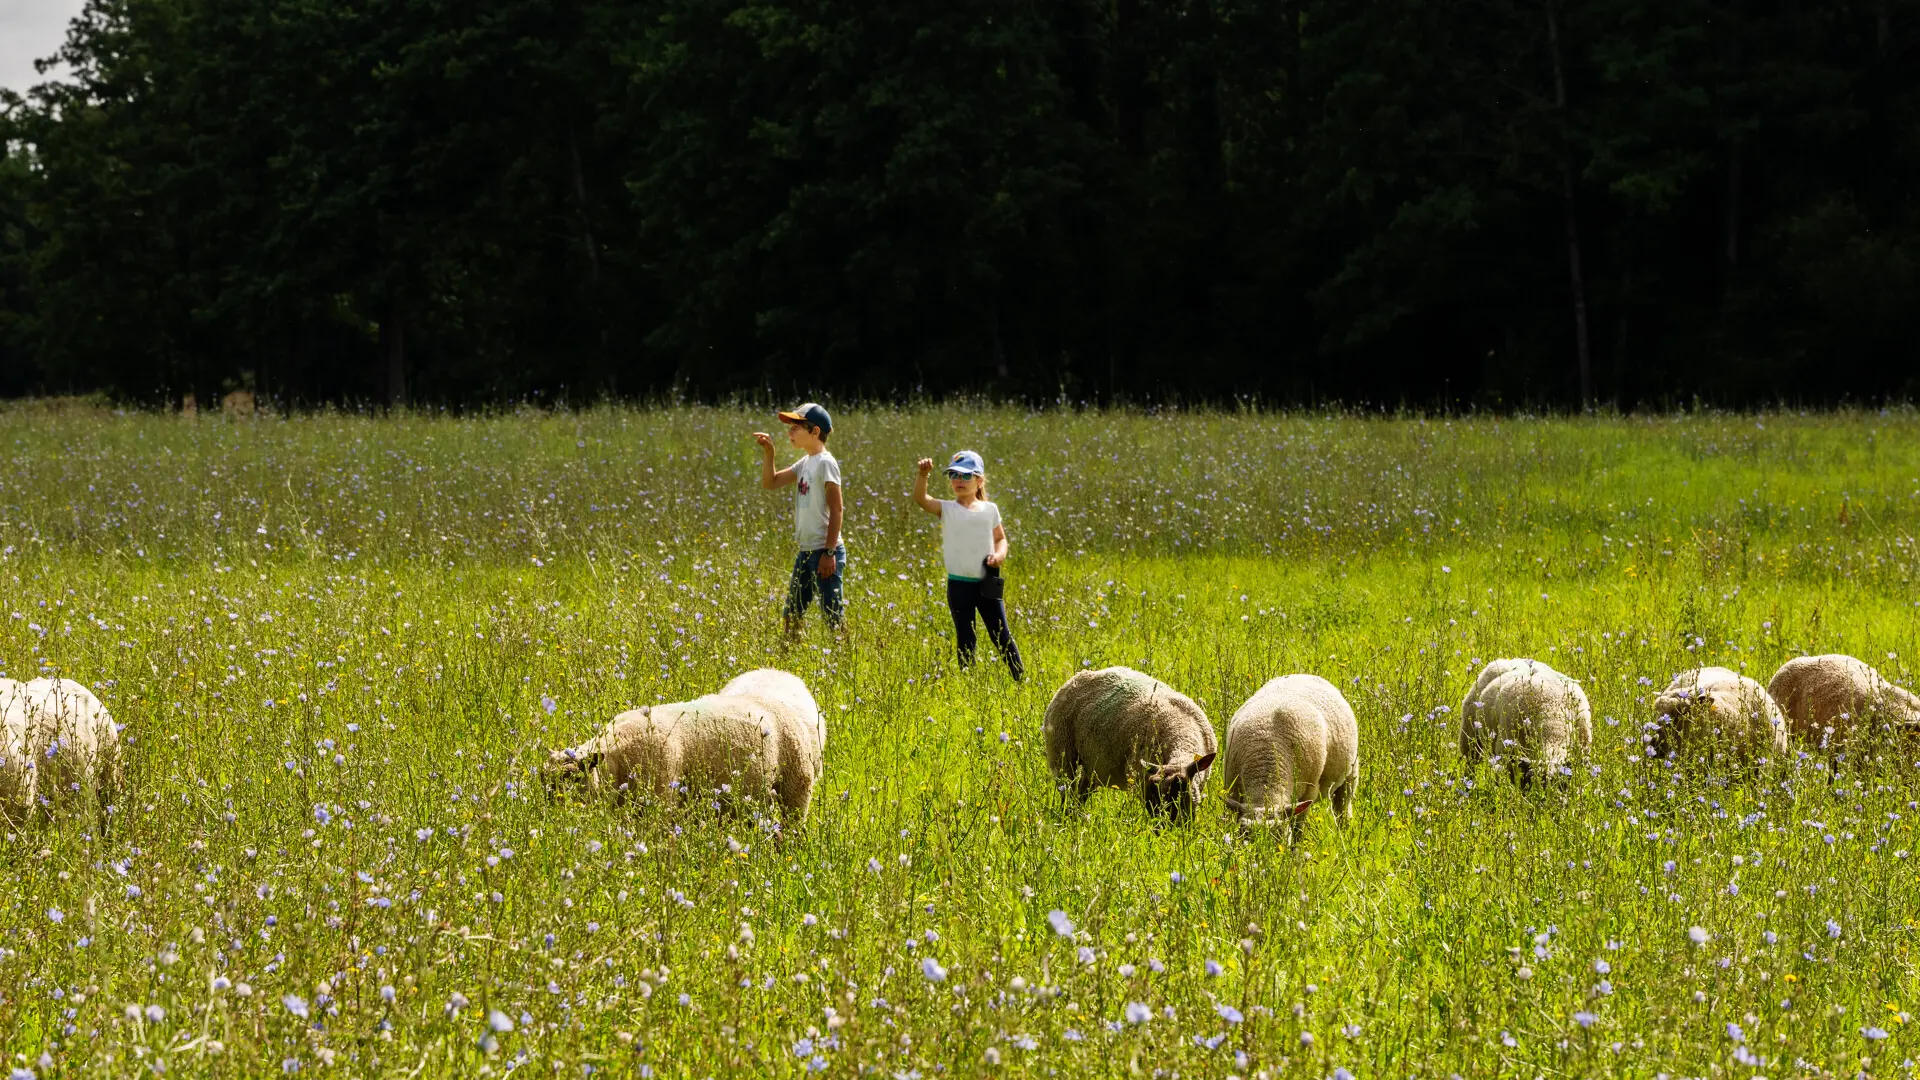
{"left": 2, "top": 0, "right": 1916, "bottom": 406}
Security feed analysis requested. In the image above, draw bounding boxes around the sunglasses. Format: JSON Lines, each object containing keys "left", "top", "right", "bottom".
{"left": 945, "top": 470, "right": 980, "bottom": 479}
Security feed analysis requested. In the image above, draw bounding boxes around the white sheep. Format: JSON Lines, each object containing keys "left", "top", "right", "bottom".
{"left": 1042, "top": 666, "right": 1217, "bottom": 821}
{"left": 544, "top": 670, "right": 825, "bottom": 822}
{"left": 718, "top": 668, "right": 825, "bottom": 769}
{"left": 1648, "top": 667, "right": 1788, "bottom": 763}
{"left": 1218, "top": 674, "right": 1359, "bottom": 836}
{"left": 1767, "top": 654, "right": 1920, "bottom": 747}
{"left": 0, "top": 677, "right": 123, "bottom": 830}
{"left": 1458, "top": 658, "right": 1591, "bottom": 783}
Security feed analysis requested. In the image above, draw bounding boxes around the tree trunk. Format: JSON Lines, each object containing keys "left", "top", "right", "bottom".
{"left": 1116, "top": 0, "right": 1147, "bottom": 159}
{"left": 568, "top": 125, "right": 601, "bottom": 283}
{"left": 381, "top": 303, "right": 407, "bottom": 410}
{"left": 1545, "top": 0, "right": 1593, "bottom": 410}
{"left": 1725, "top": 145, "right": 1741, "bottom": 270}
{"left": 991, "top": 298, "right": 1009, "bottom": 379}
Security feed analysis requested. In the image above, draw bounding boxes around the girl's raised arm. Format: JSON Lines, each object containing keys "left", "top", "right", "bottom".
{"left": 911, "top": 458, "right": 943, "bottom": 515}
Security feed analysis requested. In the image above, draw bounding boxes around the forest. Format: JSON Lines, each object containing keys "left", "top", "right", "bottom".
{"left": 1, "top": 0, "right": 1917, "bottom": 407}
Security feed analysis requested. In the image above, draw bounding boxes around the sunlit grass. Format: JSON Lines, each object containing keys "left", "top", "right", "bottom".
{"left": 1, "top": 403, "right": 1917, "bottom": 1077}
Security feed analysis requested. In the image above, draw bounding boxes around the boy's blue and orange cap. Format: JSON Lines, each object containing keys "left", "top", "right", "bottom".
{"left": 777, "top": 402, "right": 832, "bottom": 435}
{"left": 945, "top": 450, "right": 985, "bottom": 478}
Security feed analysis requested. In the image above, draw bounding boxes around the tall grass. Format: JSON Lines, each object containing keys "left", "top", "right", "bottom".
{"left": 1, "top": 404, "right": 1917, "bottom": 1077}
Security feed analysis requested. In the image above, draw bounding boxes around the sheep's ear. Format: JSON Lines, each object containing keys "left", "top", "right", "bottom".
{"left": 1185, "top": 752, "right": 1216, "bottom": 777}
{"left": 584, "top": 751, "right": 604, "bottom": 770}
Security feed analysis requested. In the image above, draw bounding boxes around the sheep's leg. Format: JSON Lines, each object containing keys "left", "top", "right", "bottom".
{"left": 776, "top": 767, "right": 814, "bottom": 823}
{"left": 1330, "top": 774, "right": 1356, "bottom": 824}
{"left": 1072, "top": 772, "right": 1096, "bottom": 805}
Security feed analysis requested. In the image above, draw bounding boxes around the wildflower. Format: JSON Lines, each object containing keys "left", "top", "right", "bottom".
{"left": 1078, "top": 946, "right": 1095, "bottom": 965}
{"left": 1862, "top": 1027, "right": 1889, "bottom": 1040}
{"left": 1125, "top": 1002, "right": 1151, "bottom": 1025}
{"left": 1216, "top": 1004, "right": 1244, "bottom": 1025}
{"left": 921, "top": 958, "right": 947, "bottom": 983}
{"left": 381, "top": 986, "right": 395, "bottom": 1002}
{"left": 1047, "top": 910, "right": 1074, "bottom": 938}
{"left": 1688, "top": 926, "right": 1709, "bottom": 945}
{"left": 488, "top": 1010, "right": 513, "bottom": 1033}
{"left": 1205, "top": 959, "right": 1223, "bottom": 977}
{"left": 145, "top": 1005, "right": 165, "bottom": 1023}
{"left": 1827, "top": 919, "right": 1842, "bottom": 939}
{"left": 46, "top": 908, "right": 62, "bottom": 924}
{"left": 1593, "top": 959, "right": 1610, "bottom": 975}
{"left": 1333, "top": 1070, "right": 1356, "bottom": 1080}
{"left": 283, "top": 995, "right": 309, "bottom": 1019}
{"left": 542, "top": 696, "right": 557, "bottom": 715}
{"left": 1726, "top": 1022, "right": 1744, "bottom": 1042}
{"left": 1574, "top": 1012, "right": 1596, "bottom": 1029}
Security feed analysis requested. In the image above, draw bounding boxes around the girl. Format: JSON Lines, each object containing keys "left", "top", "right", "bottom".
{"left": 912, "top": 450, "right": 1024, "bottom": 681}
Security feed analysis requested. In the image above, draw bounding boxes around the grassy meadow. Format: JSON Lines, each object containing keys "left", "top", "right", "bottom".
{"left": 2, "top": 402, "right": 1919, "bottom": 1078}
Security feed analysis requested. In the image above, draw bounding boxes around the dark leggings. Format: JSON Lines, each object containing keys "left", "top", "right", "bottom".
{"left": 946, "top": 578, "right": 1024, "bottom": 681}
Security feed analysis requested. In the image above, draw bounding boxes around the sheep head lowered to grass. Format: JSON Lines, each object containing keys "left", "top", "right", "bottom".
{"left": 1138, "top": 751, "right": 1218, "bottom": 823}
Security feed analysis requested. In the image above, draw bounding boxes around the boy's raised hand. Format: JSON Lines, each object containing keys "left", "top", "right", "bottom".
{"left": 916, "top": 457, "right": 933, "bottom": 475}
{"left": 753, "top": 431, "right": 776, "bottom": 453}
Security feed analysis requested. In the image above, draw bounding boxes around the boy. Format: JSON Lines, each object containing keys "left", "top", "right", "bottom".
{"left": 753, "top": 403, "right": 846, "bottom": 634}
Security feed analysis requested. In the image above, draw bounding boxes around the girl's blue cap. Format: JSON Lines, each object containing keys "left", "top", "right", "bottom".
{"left": 945, "top": 450, "right": 985, "bottom": 477}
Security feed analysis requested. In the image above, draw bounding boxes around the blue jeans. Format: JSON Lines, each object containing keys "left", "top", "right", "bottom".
{"left": 784, "top": 546, "right": 846, "bottom": 628}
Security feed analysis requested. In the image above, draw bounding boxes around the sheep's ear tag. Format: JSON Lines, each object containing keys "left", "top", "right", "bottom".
{"left": 1138, "top": 758, "right": 1158, "bottom": 776}
{"left": 1186, "top": 752, "right": 1216, "bottom": 777}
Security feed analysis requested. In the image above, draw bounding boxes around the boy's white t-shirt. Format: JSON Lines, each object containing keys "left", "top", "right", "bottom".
{"left": 940, "top": 499, "right": 1001, "bottom": 580}
{"left": 790, "top": 450, "right": 842, "bottom": 551}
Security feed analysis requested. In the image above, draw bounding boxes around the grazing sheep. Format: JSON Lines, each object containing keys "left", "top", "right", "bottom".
{"left": 1218, "top": 674, "right": 1359, "bottom": 836}
{"left": 1648, "top": 667, "right": 1788, "bottom": 763}
{"left": 0, "top": 677, "right": 123, "bottom": 830}
{"left": 1042, "top": 666, "right": 1216, "bottom": 822}
{"left": 222, "top": 390, "right": 255, "bottom": 416}
{"left": 1458, "top": 658, "right": 1591, "bottom": 783}
{"left": 544, "top": 670, "right": 825, "bottom": 822}
{"left": 1767, "top": 654, "right": 1920, "bottom": 747}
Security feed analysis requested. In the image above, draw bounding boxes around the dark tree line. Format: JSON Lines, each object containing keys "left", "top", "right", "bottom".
{"left": 2, "top": 0, "right": 1917, "bottom": 407}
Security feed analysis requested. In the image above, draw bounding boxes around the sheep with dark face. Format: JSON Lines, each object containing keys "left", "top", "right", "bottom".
{"left": 1218, "top": 674, "right": 1358, "bottom": 837}
{"left": 1458, "top": 658, "right": 1591, "bottom": 784}
{"left": 1648, "top": 666, "right": 1788, "bottom": 764}
{"left": 543, "top": 669, "right": 825, "bottom": 822}
{"left": 1042, "top": 666, "right": 1216, "bottom": 822}
{"left": 1767, "top": 654, "right": 1920, "bottom": 749}
{"left": 0, "top": 677, "right": 123, "bottom": 831}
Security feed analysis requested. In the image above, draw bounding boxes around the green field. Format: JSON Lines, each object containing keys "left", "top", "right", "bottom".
{"left": 2, "top": 403, "right": 1918, "bottom": 1078}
